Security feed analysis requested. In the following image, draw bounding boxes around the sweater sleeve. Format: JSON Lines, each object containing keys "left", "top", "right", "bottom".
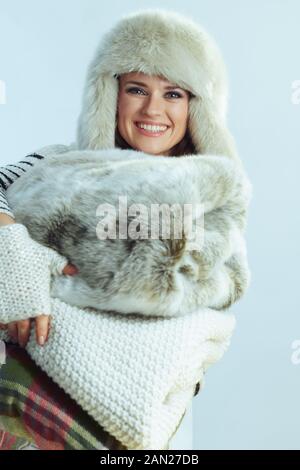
{"left": 0, "top": 153, "right": 45, "bottom": 218}
{"left": 0, "top": 144, "right": 74, "bottom": 219}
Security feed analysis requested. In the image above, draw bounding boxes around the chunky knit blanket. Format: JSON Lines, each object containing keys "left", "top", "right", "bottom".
{"left": 0, "top": 305, "right": 235, "bottom": 450}
{"left": 0, "top": 147, "right": 251, "bottom": 449}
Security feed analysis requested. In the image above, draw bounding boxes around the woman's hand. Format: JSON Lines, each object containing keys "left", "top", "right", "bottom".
{"left": 6, "top": 316, "right": 50, "bottom": 347}
{"left": 0, "top": 263, "right": 78, "bottom": 347}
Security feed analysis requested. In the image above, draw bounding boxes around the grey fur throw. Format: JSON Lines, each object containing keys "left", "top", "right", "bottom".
{"left": 7, "top": 148, "right": 252, "bottom": 317}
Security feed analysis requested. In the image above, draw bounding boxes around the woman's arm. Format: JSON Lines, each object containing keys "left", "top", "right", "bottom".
{"left": 0, "top": 145, "right": 75, "bottom": 346}
{"left": 0, "top": 153, "right": 45, "bottom": 219}
{"left": 0, "top": 211, "right": 15, "bottom": 226}
{"left": 0, "top": 144, "right": 73, "bottom": 219}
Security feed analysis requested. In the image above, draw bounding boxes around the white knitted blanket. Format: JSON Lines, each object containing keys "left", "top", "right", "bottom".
{"left": 0, "top": 304, "right": 235, "bottom": 450}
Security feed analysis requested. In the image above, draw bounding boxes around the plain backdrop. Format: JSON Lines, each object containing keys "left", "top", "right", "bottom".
{"left": 1, "top": 0, "right": 300, "bottom": 450}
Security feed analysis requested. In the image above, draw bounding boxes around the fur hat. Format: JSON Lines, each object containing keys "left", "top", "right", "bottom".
{"left": 77, "top": 9, "right": 239, "bottom": 161}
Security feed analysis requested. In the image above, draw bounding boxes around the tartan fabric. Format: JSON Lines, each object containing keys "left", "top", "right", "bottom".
{"left": 0, "top": 341, "right": 128, "bottom": 450}
{"left": 0, "top": 430, "right": 39, "bottom": 450}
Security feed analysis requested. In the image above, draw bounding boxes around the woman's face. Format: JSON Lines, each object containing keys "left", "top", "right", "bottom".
{"left": 117, "top": 72, "right": 190, "bottom": 156}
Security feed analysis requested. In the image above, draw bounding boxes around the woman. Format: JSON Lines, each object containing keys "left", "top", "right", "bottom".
{"left": 0, "top": 9, "right": 248, "bottom": 346}
{"left": 0, "top": 8, "right": 251, "bottom": 451}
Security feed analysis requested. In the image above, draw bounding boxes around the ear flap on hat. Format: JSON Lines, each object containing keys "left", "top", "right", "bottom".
{"left": 188, "top": 97, "right": 239, "bottom": 161}
{"left": 77, "top": 73, "right": 118, "bottom": 150}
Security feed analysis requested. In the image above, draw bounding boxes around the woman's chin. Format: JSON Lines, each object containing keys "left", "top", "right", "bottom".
{"left": 133, "top": 142, "right": 169, "bottom": 156}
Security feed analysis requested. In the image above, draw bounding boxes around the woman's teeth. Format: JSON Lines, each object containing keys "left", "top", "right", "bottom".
{"left": 136, "top": 122, "right": 168, "bottom": 132}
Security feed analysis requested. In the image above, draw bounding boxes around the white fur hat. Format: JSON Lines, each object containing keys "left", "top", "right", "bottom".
{"left": 77, "top": 9, "right": 239, "bottom": 161}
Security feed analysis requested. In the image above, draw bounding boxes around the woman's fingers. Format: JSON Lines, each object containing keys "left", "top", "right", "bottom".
{"left": 17, "top": 319, "right": 31, "bottom": 347}
{"left": 5, "top": 315, "right": 51, "bottom": 347}
{"left": 7, "top": 322, "right": 18, "bottom": 343}
{"left": 35, "top": 314, "right": 50, "bottom": 346}
{"left": 62, "top": 263, "right": 79, "bottom": 276}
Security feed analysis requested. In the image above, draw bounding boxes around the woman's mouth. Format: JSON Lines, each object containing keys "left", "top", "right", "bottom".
{"left": 134, "top": 121, "right": 169, "bottom": 137}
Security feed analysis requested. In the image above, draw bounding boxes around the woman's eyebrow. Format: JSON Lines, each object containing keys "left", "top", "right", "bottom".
{"left": 125, "top": 80, "right": 182, "bottom": 90}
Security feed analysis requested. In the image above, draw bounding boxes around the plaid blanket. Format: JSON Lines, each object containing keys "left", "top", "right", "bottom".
{"left": 0, "top": 341, "right": 128, "bottom": 450}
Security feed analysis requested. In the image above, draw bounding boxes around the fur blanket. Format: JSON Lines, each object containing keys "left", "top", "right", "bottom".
{"left": 6, "top": 147, "right": 251, "bottom": 317}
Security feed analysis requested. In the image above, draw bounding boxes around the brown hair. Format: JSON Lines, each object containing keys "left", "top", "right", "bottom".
{"left": 114, "top": 74, "right": 197, "bottom": 157}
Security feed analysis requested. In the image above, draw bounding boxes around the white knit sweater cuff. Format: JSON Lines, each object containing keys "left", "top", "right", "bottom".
{"left": 0, "top": 224, "right": 66, "bottom": 323}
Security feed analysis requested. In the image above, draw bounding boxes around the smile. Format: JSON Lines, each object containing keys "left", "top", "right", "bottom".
{"left": 134, "top": 122, "right": 169, "bottom": 137}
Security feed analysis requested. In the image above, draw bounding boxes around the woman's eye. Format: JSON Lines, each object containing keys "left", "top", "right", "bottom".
{"left": 126, "top": 87, "right": 145, "bottom": 95}
{"left": 166, "top": 91, "right": 182, "bottom": 99}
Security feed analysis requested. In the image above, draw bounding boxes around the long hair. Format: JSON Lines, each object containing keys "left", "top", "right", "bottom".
{"left": 114, "top": 75, "right": 197, "bottom": 157}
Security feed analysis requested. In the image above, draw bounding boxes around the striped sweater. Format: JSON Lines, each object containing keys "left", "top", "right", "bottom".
{"left": 0, "top": 154, "right": 45, "bottom": 218}
{"left": 0, "top": 145, "right": 71, "bottom": 218}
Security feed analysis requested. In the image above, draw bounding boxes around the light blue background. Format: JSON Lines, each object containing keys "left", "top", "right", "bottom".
{"left": 1, "top": 0, "right": 299, "bottom": 450}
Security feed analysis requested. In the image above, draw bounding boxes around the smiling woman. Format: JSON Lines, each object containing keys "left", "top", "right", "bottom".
{"left": 0, "top": 8, "right": 252, "bottom": 451}
{"left": 115, "top": 73, "right": 196, "bottom": 156}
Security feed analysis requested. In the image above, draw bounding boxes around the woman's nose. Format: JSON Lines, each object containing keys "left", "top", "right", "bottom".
{"left": 141, "top": 94, "right": 165, "bottom": 116}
